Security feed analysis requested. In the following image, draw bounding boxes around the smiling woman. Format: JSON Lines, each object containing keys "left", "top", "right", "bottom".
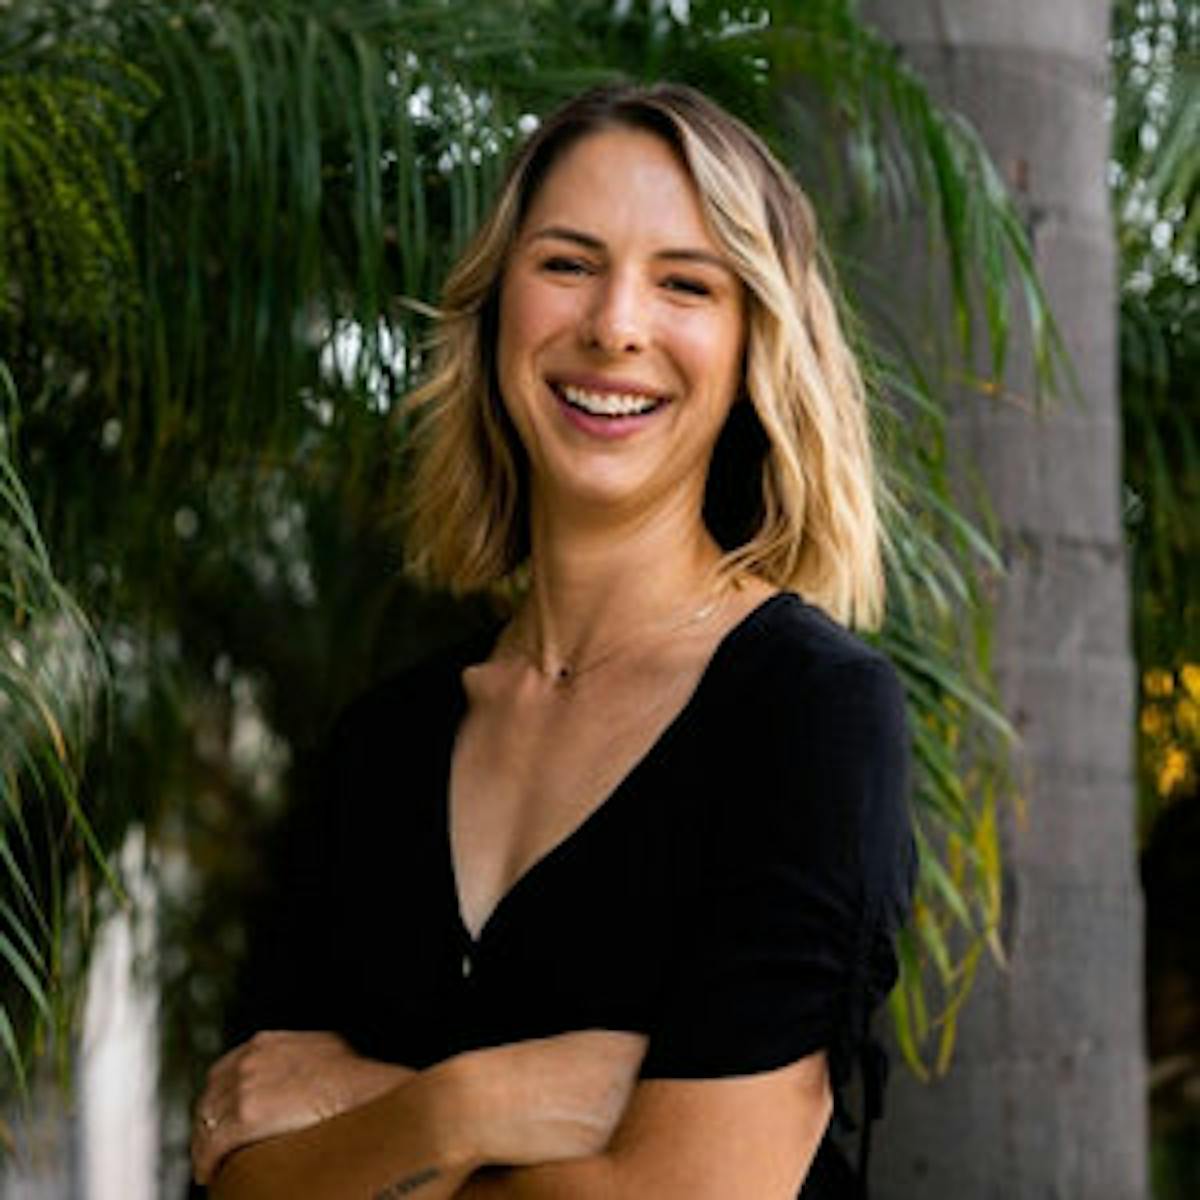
{"left": 403, "top": 83, "right": 883, "bottom": 626}
{"left": 191, "top": 83, "right": 914, "bottom": 1200}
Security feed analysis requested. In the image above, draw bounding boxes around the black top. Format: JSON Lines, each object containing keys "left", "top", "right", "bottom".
{"left": 237, "top": 592, "right": 915, "bottom": 1197}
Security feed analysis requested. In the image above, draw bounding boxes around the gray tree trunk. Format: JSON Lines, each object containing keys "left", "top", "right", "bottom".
{"left": 858, "top": 3, "right": 1148, "bottom": 1197}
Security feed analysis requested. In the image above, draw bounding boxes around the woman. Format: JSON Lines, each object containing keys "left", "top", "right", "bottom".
{"left": 192, "top": 82, "right": 914, "bottom": 1198}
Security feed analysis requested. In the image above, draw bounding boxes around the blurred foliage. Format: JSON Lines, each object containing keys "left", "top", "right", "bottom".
{"left": 0, "top": 0, "right": 1078, "bottom": 1130}
{"left": 1113, "top": 0, "right": 1200, "bottom": 837}
{"left": 0, "top": 361, "right": 108, "bottom": 1130}
{"left": 1140, "top": 664, "right": 1200, "bottom": 808}
{"left": 1112, "top": 2, "right": 1200, "bottom": 1194}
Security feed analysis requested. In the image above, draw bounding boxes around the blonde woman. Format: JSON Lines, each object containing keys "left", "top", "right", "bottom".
{"left": 192, "top": 83, "right": 914, "bottom": 1199}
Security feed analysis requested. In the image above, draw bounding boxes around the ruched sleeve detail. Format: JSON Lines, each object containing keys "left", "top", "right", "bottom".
{"left": 639, "top": 649, "right": 914, "bottom": 1081}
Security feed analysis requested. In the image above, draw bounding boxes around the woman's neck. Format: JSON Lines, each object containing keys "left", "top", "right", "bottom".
{"left": 513, "top": 496, "right": 728, "bottom": 674}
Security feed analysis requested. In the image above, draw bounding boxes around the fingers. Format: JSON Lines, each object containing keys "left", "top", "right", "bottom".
{"left": 190, "top": 1033, "right": 288, "bottom": 1184}
{"left": 190, "top": 1100, "right": 233, "bottom": 1185}
{"left": 190, "top": 1030, "right": 413, "bottom": 1184}
{"left": 190, "top": 1061, "right": 289, "bottom": 1183}
{"left": 191, "top": 1105, "right": 266, "bottom": 1186}
{"left": 192, "top": 1059, "right": 258, "bottom": 1186}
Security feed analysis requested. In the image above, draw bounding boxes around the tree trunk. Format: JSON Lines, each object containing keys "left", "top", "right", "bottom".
{"left": 859, "top": 2, "right": 1148, "bottom": 1196}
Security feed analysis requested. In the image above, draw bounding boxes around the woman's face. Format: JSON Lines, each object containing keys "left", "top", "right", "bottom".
{"left": 496, "top": 127, "right": 746, "bottom": 525}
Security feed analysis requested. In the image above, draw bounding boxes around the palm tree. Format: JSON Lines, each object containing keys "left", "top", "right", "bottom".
{"left": 0, "top": 0, "right": 1070, "bottom": 1183}
{"left": 861, "top": 0, "right": 1148, "bottom": 1195}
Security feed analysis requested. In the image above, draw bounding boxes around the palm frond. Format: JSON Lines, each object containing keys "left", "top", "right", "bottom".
{"left": 0, "top": 20, "right": 153, "bottom": 377}
{"left": 0, "top": 364, "right": 109, "bottom": 1099}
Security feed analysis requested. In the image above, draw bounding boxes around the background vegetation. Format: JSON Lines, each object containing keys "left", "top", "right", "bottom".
{"left": 1113, "top": 1, "right": 1200, "bottom": 1194}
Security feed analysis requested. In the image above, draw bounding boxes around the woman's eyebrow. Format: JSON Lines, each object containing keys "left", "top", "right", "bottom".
{"left": 528, "top": 225, "right": 733, "bottom": 273}
{"left": 656, "top": 247, "right": 732, "bottom": 272}
{"left": 528, "top": 225, "right": 604, "bottom": 252}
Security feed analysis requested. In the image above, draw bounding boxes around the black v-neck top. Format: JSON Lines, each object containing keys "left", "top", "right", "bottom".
{"left": 236, "top": 593, "right": 915, "bottom": 1195}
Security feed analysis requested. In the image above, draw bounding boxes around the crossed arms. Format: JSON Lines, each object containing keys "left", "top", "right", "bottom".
{"left": 195, "top": 1029, "right": 832, "bottom": 1199}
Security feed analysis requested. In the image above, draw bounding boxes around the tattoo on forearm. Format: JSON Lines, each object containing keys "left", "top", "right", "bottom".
{"left": 373, "top": 1167, "right": 441, "bottom": 1198}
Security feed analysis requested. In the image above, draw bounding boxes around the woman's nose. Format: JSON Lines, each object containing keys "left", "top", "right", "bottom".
{"left": 582, "top": 273, "right": 648, "bottom": 355}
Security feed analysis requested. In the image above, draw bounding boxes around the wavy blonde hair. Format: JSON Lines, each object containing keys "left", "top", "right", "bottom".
{"left": 403, "top": 82, "right": 885, "bottom": 628}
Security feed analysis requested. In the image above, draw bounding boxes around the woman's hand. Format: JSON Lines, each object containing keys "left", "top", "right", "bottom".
{"left": 191, "top": 1030, "right": 412, "bottom": 1184}
{"left": 445, "top": 1029, "right": 648, "bottom": 1168}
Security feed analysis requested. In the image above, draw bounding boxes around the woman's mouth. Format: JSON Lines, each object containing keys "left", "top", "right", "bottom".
{"left": 553, "top": 382, "right": 667, "bottom": 419}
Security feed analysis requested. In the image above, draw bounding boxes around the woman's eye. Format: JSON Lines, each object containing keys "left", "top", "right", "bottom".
{"left": 542, "top": 256, "right": 592, "bottom": 276}
{"left": 663, "top": 276, "right": 712, "bottom": 297}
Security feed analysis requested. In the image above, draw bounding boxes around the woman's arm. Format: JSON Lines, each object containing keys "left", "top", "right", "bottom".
{"left": 204, "top": 1029, "right": 647, "bottom": 1200}
{"left": 454, "top": 1052, "right": 832, "bottom": 1200}
{"left": 209, "top": 1060, "right": 474, "bottom": 1200}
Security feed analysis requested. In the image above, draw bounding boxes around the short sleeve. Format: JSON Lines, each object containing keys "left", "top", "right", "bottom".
{"left": 639, "top": 650, "right": 914, "bottom": 1080}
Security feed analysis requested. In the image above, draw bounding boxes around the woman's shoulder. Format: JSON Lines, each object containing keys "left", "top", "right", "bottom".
{"left": 728, "top": 591, "right": 901, "bottom": 704}
{"left": 327, "top": 620, "right": 501, "bottom": 748}
{"left": 723, "top": 592, "right": 914, "bottom": 904}
{"left": 716, "top": 592, "right": 910, "bottom": 839}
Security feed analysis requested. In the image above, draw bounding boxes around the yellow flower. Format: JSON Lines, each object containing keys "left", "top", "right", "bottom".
{"left": 1141, "top": 704, "right": 1166, "bottom": 738}
{"left": 1177, "top": 697, "right": 1200, "bottom": 741}
{"left": 1145, "top": 668, "right": 1175, "bottom": 699}
{"left": 1157, "top": 745, "right": 1192, "bottom": 797}
{"left": 1181, "top": 663, "right": 1200, "bottom": 701}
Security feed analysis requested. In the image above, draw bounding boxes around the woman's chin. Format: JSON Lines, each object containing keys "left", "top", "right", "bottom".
{"left": 532, "top": 465, "right": 663, "bottom": 523}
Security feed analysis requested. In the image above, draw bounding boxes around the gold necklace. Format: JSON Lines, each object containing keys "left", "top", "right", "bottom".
{"left": 505, "top": 591, "right": 726, "bottom": 689}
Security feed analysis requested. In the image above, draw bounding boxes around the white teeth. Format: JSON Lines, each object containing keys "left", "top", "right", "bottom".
{"left": 560, "top": 384, "right": 662, "bottom": 417}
